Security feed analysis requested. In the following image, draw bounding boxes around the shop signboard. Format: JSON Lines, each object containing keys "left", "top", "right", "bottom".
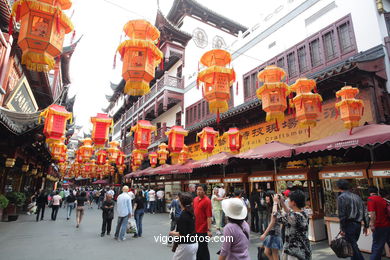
{"left": 249, "top": 176, "right": 273, "bottom": 182}
{"left": 5, "top": 76, "right": 38, "bottom": 113}
{"left": 371, "top": 170, "right": 390, "bottom": 177}
{"left": 276, "top": 174, "right": 306, "bottom": 181}
{"left": 223, "top": 177, "right": 242, "bottom": 183}
{"left": 206, "top": 179, "right": 222, "bottom": 183}
{"left": 320, "top": 171, "right": 364, "bottom": 179}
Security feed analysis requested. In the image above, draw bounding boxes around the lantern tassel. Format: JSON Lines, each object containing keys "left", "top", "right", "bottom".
{"left": 197, "top": 62, "right": 200, "bottom": 89}
{"left": 56, "top": 11, "right": 60, "bottom": 33}
{"left": 318, "top": 102, "right": 322, "bottom": 112}
{"left": 308, "top": 126, "right": 311, "bottom": 138}
{"left": 349, "top": 128, "right": 353, "bottom": 135}
{"left": 300, "top": 98, "right": 303, "bottom": 109}
{"left": 275, "top": 119, "right": 279, "bottom": 131}
{"left": 217, "top": 109, "right": 220, "bottom": 124}
{"left": 71, "top": 30, "right": 76, "bottom": 44}
{"left": 256, "top": 81, "right": 259, "bottom": 89}
{"left": 335, "top": 108, "right": 339, "bottom": 120}
{"left": 201, "top": 84, "right": 204, "bottom": 97}
{"left": 236, "top": 82, "right": 239, "bottom": 96}
{"left": 361, "top": 106, "right": 364, "bottom": 116}
{"left": 113, "top": 51, "right": 117, "bottom": 69}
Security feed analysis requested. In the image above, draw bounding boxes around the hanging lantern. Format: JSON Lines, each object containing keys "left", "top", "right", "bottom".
{"left": 256, "top": 66, "right": 289, "bottom": 129}
{"left": 132, "top": 149, "right": 145, "bottom": 167}
{"left": 75, "top": 149, "right": 83, "bottom": 164}
{"left": 197, "top": 49, "right": 235, "bottom": 123}
{"left": 110, "top": 165, "right": 115, "bottom": 176}
{"left": 79, "top": 138, "right": 94, "bottom": 162}
{"left": 130, "top": 120, "right": 156, "bottom": 150}
{"left": 335, "top": 86, "right": 364, "bottom": 133}
{"left": 91, "top": 113, "right": 113, "bottom": 147}
{"left": 165, "top": 126, "right": 188, "bottom": 162}
{"left": 116, "top": 150, "right": 125, "bottom": 166}
{"left": 118, "top": 165, "right": 125, "bottom": 175}
{"left": 96, "top": 150, "right": 107, "bottom": 165}
{"left": 178, "top": 145, "right": 189, "bottom": 165}
{"left": 103, "top": 162, "right": 111, "bottom": 175}
{"left": 50, "top": 142, "right": 67, "bottom": 161}
{"left": 39, "top": 105, "right": 72, "bottom": 144}
{"left": 149, "top": 152, "right": 158, "bottom": 168}
{"left": 289, "top": 78, "right": 322, "bottom": 137}
{"left": 117, "top": 20, "right": 163, "bottom": 96}
{"left": 107, "top": 141, "right": 120, "bottom": 163}
{"left": 157, "top": 143, "right": 169, "bottom": 165}
{"left": 197, "top": 127, "right": 219, "bottom": 153}
{"left": 90, "top": 159, "right": 97, "bottom": 172}
{"left": 11, "top": 0, "right": 74, "bottom": 72}
{"left": 223, "top": 127, "right": 242, "bottom": 153}
{"left": 132, "top": 165, "right": 139, "bottom": 172}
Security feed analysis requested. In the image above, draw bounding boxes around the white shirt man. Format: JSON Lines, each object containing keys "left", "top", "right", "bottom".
{"left": 114, "top": 186, "right": 132, "bottom": 241}
{"left": 149, "top": 189, "right": 156, "bottom": 201}
{"left": 157, "top": 190, "right": 164, "bottom": 200}
{"left": 218, "top": 186, "right": 226, "bottom": 198}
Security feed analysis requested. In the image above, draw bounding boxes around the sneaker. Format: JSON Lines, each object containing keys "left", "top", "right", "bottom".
{"left": 133, "top": 234, "right": 138, "bottom": 238}
{"left": 121, "top": 237, "right": 126, "bottom": 241}
{"left": 67, "top": 218, "right": 69, "bottom": 220}
{"left": 76, "top": 224, "right": 79, "bottom": 228}
{"left": 106, "top": 232, "right": 110, "bottom": 236}
{"left": 101, "top": 233, "right": 105, "bottom": 237}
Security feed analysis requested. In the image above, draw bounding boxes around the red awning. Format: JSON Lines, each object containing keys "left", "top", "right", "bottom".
{"left": 295, "top": 124, "right": 390, "bottom": 155}
{"left": 188, "top": 152, "right": 234, "bottom": 169}
{"left": 92, "top": 179, "right": 108, "bottom": 185}
{"left": 235, "top": 141, "right": 296, "bottom": 159}
{"left": 158, "top": 163, "right": 193, "bottom": 175}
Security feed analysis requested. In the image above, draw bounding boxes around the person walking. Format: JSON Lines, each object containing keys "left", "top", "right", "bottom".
{"left": 193, "top": 184, "right": 212, "bottom": 260}
{"left": 218, "top": 198, "right": 250, "bottom": 260}
{"left": 189, "top": 184, "right": 197, "bottom": 198}
{"left": 249, "top": 189, "right": 260, "bottom": 233}
{"left": 75, "top": 191, "right": 88, "bottom": 228}
{"left": 149, "top": 187, "right": 156, "bottom": 214}
{"left": 66, "top": 190, "right": 76, "bottom": 220}
{"left": 273, "top": 190, "right": 311, "bottom": 260}
{"left": 133, "top": 190, "right": 146, "bottom": 238}
{"left": 367, "top": 186, "right": 390, "bottom": 260}
{"left": 169, "top": 192, "right": 198, "bottom": 260}
{"left": 51, "top": 191, "right": 62, "bottom": 221}
{"left": 169, "top": 192, "right": 183, "bottom": 243}
{"left": 336, "top": 179, "right": 369, "bottom": 260}
{"left": 35, "top": 190, "right": 47, "bottom": 221}
{"left": 157, "top": 188, "right": 165, "bottom": 213}
{"left": 101, "top": 193, "right": 115, "bottom": 237}
{"left": 211, "top": 188, "right": 224, "bottom": 235}
{"left": 114, "top": 186, "right": 132, "bottom": 241}
{"left": 257, "top": 187, "right": 267, "bottom": 233}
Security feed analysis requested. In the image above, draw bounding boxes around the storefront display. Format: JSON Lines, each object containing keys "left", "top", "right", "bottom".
{"left": 368, "top": 161, "right": 390, "bottom": 192}
{"left": 223, "top": 175, "right": 247, "bottom": 196}
{"left": 248, "top": 171, "right": 274, "bottom": 192}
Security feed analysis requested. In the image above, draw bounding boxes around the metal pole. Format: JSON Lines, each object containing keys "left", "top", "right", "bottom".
{"left": 273, "top": 158, "right": 277, "bottom": 175}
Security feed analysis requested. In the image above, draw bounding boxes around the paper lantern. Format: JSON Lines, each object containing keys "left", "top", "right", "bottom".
{"left": 118, "top": 165, "right": 125, "bottom": 175}
{"left": 103, "top": 162, "right": 111, "bottom": 175}
{"left": 166, "top": 126, "right": 188, "bottom": 164}
{"left": 116, "top": 150, "right": 125, "bottom": 166}
{"left": 107, "top": 141, "right": 120, "bottom": 163}
{"left": 223, "top": 127, "right": 242, "bottom": 153}
{"left": 335, "top": 86, "right": 364, "bottom": 132}
{"left": 178, "top": 145, "right": 189, "bottom": 165}
{"left": 132, "top": 149, "right": 145, "bottom": 167}
{"left": 290, "top": 78, "right": 322, "bottom": 137}
{"left": 39, "top": 105, "right": 72, "bottom": 144}
{"left": 149, "top": 152, "right": 158, "bottom": 168}
{"left": 11, "top": 0, "right": 74, "bottom": 72}
{"left": 91, "top": 113, "right": 113, "bottom": 148}
{"left": 130, "top": 120, "right": 156, "bottom": 150}
{"left": 39, "top": 0, "right": 72, "bottom": 10}
{"left": 257, "top": 66, "right": 289, "bottom": 128}
{"left": 79, "top": 138, "right": 94, "bottom": 162}
{"left": 117, "top": 20, "right": 163, "bottom": 96}
{"left": 197, "top": 49, "right": 235, "bottom": 123}
{"left": 157, "top": 143, "right": 169, "bottom": 165}
{"left": 96, "top": 150, "right": 107, "bottom": 165}
{"left": 50, "top": 141, "right": 66, "bottom": 161}
{"left": 75, "top": 149, "right": 83, "bottom": 164}
{"left": 197, "top": 127, "right": 219, "bottom": 153}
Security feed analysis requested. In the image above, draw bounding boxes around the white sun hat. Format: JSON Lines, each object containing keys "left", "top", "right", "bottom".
{"left": 221, "top": 198, "right": 247, "bottom": 220}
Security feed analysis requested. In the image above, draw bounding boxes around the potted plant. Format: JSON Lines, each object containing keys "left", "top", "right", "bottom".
{"left": 0, "top": 194, "right": 9, "bottom": 221}
{"left": 6, "top": 192, "right": 26, "bottom": 221}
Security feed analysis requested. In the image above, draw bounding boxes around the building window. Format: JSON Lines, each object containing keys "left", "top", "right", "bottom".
{"left": 229, "top": 86, "right": 234, "bottom": 107}
{"left": 198, "top": 103, "right": 201, "bottom": 119}
{"left": 250, "top": 73, "right": 257, "bottom": 97}
{"left": 243, "top": 77, "right": 250, "bottom": 99}
{"left": 186, "top": 110, "right": 189, "bottom": 125}
{"left": 177, "top": 65, "right": 183, "bottom": 78}
{"left": 202, "top": 101, "right": 206, "bottom": 118}
{"left": 337, "top": 22, "right": 353, "bottom": 54}
{"left": 193, "top": 106, "right": 197, "bottom": 121}
{"left": 323, "top": 30, "right": 336, "bottom": 61}
{"left": 287, "top": 52, "right": 297, "bottom": 78}
{"left": 309, "top": 38, "right": 322, "bottom": 67}
{"left": 297, "top": 46, "right": 308, "bottom": 73}
{"left": 277, "top": 57, "right": 285, "bottom": 70}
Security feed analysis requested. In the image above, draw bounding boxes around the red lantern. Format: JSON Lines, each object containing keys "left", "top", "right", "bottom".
{"left": 178, "top": 145, "right": 189, "bottom": 165}
{"left": 116, "top": 150, "right": 125, "bottom": 166}
{"left": 157, "top": 143, "right": 169, "bottom": 165}
{"left": 149, "top": 152, "right": 158, "bottom": 168}
{"left": 223, "top": 127, "right": 242, "bottom": 153}
{"left": 107, "top": 141, "right": 120, "bottom": 163}
{"left": 118, "top": 165, "right": 125, "bottom": 175}
{"left": 197, "top": 127, "right": 219, "bottom": 153}
{"left": 79, "top": 138, "right": 94, "bottom": 162}
{"left": 96, "top": 150, "right": 107, "bottom": 165}
{"left": 103, "top": 162, "right": 111, "bottom": 175}
{"left": 91, "top": 113, "right": 113, "bottom": 147}
{"left": 166, "top": 126, "right": 188, "bottom": 165}
{"left": 335, "top": 86, "right": 364, "bottom": 133}
{"left": 50, "top": 142, "right": 67, "bottom": 161}
{"left": 39, "top": 105, "right": 72, "bottom": 144}
{"left": 75, "top": 149, "right": 83, "bottom": 164}
{"left": 132, "top": 149, "right": 145, "bottom": 167}
{"left": 130, "top": 120, "right": 156, "bottom": 150}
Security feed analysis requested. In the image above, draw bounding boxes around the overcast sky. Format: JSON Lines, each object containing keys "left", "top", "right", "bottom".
{"left": 67, "top": 0, "right": 281, "bottom": 134}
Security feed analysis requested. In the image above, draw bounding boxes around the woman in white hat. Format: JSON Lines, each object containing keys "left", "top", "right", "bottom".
{"left": 218, "top": 198, "right": 250, "bottom": 260}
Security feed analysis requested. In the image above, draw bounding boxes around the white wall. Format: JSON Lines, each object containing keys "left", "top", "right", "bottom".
{"left": 152, "top": 103, "right": 182, "bottom": 128}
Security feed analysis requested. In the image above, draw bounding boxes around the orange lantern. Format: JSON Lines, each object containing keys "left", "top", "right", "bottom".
{"left": 107, "top": 141, "right": 120, "bottom": 163}
{"left": 39, "top": 105, "right": 72, "bottom": 144}
{"left": 117, "top": 20, "right": 163, "bottom": 96}
{"left": 132, "top": 165, "right": 139, "bottom": 172}
{"left": 289, "top": 78, "right": 322, "bottom": 137}
{"left": 90, "top": 159, "right": 97, "bottom": 172}
{"left": 75, "top": 149, "right": 83, "bottom": 164}
{"left": 50, "top": 141, "right": 66, "bottom": 161}
{"left": 79, "top": 138, "right": 94, "bottom": 162}
{"left": 103, "top": 162, "right": 111, "bottom": 175}
{"left": 149, "top": 152, "right": 158, "bottom": 168}
{"left": 110, "top": 165, "right": 115, "bottom": 176}
{"left": 166, "top": 126, "right": 188, "bottom": 165}
{"left": 91, "top": 113, "right": 113, "bottom": 148}
{"left": 132, "top": 149, "right": 145, "bottom": 167}
{"left": 197, "top": 127, "right": 219, "bottom": 153}
{"left": 335, "top": 86, "right": 364, "bottom": 133}
{"left": 223, "top": 127, "right": 242, "bottom": 153}
{"left": 96, "top": 150, "right": 107, "bottom": 165}
{"left": 118, "top": 165, "right": 125, "bottom": 175}
{"left": 130, "top": 120, "right": 156, "bottom": 150}
{"left": 116, "top": 150, "right": 125, "bottom": 166}
{"left": 11, "top": 0, "right": 74, "bottom": 72}
{"left": 157, "top": 143, "right": 169, "bottom": 165}
{"left": 197, "top": 49, "right": 235, "bottom": 123}
{"left": 256, "top": 66, "right": 289, "bottom": 129}
{"left": 178, "top": 145, "right": 189, "bottom": 165}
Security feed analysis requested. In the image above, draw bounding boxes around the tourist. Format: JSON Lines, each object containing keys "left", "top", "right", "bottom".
{"left": 273, "top": 190, "right": 311, "bottom": 260}
{"left": 98, "top": 187, "right": 105, "bottom": 209}
{"left": 211, "top": 188, "right": 224, "bottom": 235}
{"left": 193, "top": 184, "right": 212, "bottom": 260}
{"left": 169, "top": 192, "right": 198, "bottom": 260}
{"left": 257, "top": 187, "right": 267, "bottom": 233}
{"left": 75, "top": 191, "right": 88, "bottom": 228}
{"left": 101, "top": 193, "right": 114, "bottom": 237}
{"left": 249, "top": 189, "right": 259, "bottom": 232}
{"left": 189, "top": 184, "right": 197, "bottom": 198}
{"left": 133, "top": 190, "right": 145, "bottom": 238}
{"left": 149, "top": 187, "right": 156, "bottom": 214}
{"left": 66, "top": 190, "right": 76, "bottom": 220}
{"left": 51, "top": 191, "right": 62, "bottom": 221}
{"left": 59, "top": 188, "right": 65, "bottom": 208}
{"left": 144, "top": 188, "right": 149, "bottom": 213}
{"left": 157, "top": 188, "right": 165, "bottom": 213}
{"left": 35, "top": 190, "right": 47, "bottom": 222}
{"left": 169, "top": 192, "right": 182, "bottom": 238}
{"left": 337, "top": 179, "right": 369, "bottom": 260}
{"left": 114, "top": 186, "right": 132, "bottom": 241}
{"left": 218, "top": 198, "right": 250, "bottom": 260}
{"left": 63, "top": 187, "right": 70, "bottom": 208}
{"left": 260, "top": 191, "right": 283, "bottom": 260}
{"left": 367, "top": 186, "right": 390, "bottom": 260}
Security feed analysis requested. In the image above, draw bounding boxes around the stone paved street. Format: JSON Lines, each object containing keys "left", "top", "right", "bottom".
{"left": 0, "top": 206, "right": 370, "bottom": 260}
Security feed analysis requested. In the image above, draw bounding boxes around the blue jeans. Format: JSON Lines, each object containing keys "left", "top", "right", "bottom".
{"left": 67, "top": 203, "right": 75, "bottom": 219}
{"left": 370, "top": 226, "right": 390, "bottom": 260}
{"left": 114, "top": 216, "right": 129, "bottom": 240}
{"left": 149, "top": 201, "right": 156, "bottom": 213}
{"left": 344, "top": 221, "right": 364, "bottom": 260}
{"left": 135, "top": 209, "right": 144, "bottom": 236}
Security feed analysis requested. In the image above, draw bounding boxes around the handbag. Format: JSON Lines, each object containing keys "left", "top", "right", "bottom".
{"left": 126, "top": 218, "right": 138, "bottom": 234}
{"left": 171, "top": 242, "right": 178, "bottom": 253}
{"left": 330, "top": 232, "right": 353, "bottom": 258}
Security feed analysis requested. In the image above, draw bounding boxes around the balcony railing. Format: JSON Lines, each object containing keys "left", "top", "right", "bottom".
{"left": 151, "top": 126, "right": 171, "bottom": 144}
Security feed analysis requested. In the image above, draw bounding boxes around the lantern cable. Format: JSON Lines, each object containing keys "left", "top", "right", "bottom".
{"left": 103, "top": 0, "right": 151, "bottom": 21}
